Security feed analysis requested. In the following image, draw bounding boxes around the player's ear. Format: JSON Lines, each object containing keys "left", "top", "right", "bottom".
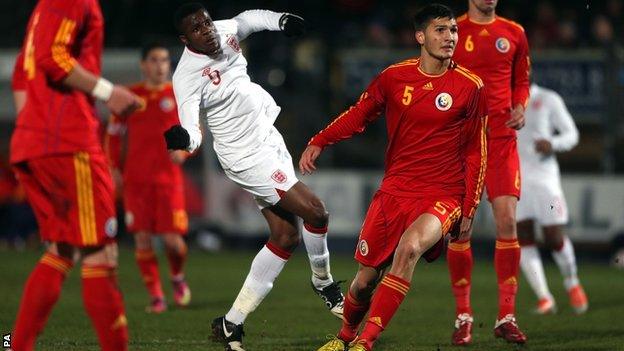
{"left": 415, "top": 30, "right": 425, "bottom": 45}
{"left": 179, "top": 34, "right": 189, "bottom": 46}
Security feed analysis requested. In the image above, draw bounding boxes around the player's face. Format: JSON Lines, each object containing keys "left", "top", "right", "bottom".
{"left": 141, "top": 48, "right": 171, "bottom": 85}
{"left": 470, "top": 0, "right": 498, "bottom": 14}
{"left": 179, "top": 9, "right": 222, "bottom": 57}
{"left": 419, "top": 17, "right": 458, "bottom": 61}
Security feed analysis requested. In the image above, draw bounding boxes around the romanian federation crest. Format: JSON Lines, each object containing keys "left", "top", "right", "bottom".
{"left": 435, "top": 93, "right": 453, "bottom": 111}
{"left": 495, "top": 37, "right": 510, "bottom": 53}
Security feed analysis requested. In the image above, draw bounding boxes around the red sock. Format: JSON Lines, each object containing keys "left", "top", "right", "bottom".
{"left": 358, "top": 274, "right": 410, "bottom": 350}
{"left": 337, "top": 291, "right": 371, "bottom": 342}
{"left": 81, "top": 265, "right": 128, "bottom": 351}
{"left": 447, "top": 239, "right": 473, "bottom": 315}
{"left": 12, "top": 253, "right": 72, "bottom": 351}
{"left": 135, "top": 249, "right": 164, "bottom": 298}
{"left": 495, "top": 239, "right": 521, "bottom": 319}
{"left": 166, "top": 244, "right": 188, "bottom": 280}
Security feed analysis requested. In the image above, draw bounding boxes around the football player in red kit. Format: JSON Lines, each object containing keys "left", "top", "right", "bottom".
{"left": 307, "top": 4, "right": 487, "bottom": 350}
{"left": 105, "top": 43, "right": 191, "bottom": 313}
{"left": 447, "top": 0, "right": 530, "bottom": 345}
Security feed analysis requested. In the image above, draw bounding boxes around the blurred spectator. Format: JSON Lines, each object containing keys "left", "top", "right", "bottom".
{"left": 530, "top": 2, "right": 560, "bottom": 50}
{"left": 591, "top": 15, "right": 615, "bottom": 46}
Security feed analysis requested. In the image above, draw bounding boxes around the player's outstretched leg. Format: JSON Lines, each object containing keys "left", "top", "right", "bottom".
{"left": 134, "top": 231, "right": 166, "bottom": 313}
{"left": 81, "top": 243, "right": 129, "bottom": 351}
{"left": 353, "top": 214, "right": 442, "bottom": 350}
{"left": 447, "top": 237, "right": 474, "bottom": 345}
{"left": 164, "top": 234, "right": 191, "bottom": 307}
{"left": 12, "top": 244, "right": 73, "bottom": 351}
{"left": 518, "top": 220, "right": 556, "bottom": 314}
{"left": 545, "top": 227, "right": 588, "bottom": 314}
{"left": 278, "top": 181, "right": 344, "bottom": 318}
{"left": 492, "top": 196, "right": 526, "bottom": 344}
{"left": 317, "top": 265, "right": 381, "bottom": 351}
{"left": 212, "top": 206, "right": 297, "bottom": 351}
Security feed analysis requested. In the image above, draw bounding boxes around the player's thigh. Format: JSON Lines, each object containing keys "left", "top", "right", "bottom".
{"left": 354, "top": 192, "right": 406, "bottom": 269}
{"left": 516, "top": 182, "right": 537, "bottom": 224}
{"left": 485, "top": 137, "right": 521, "bottom": 201}
{"left": 123, "top": 183, "right": 155, "bottom": 233}
{"left": 277, "top": 181, "right": 328, "bottom": 225}
{"left": 154, "top": 184, "right": 188, "bottom": 235}
{"left": 12, "top": 161, "right": 57, "bottom": 238}
{"left": 542, "top": 225, "right": 565, "bottom": 250}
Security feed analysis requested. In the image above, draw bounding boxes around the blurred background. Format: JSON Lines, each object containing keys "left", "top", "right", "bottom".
{"left": 1, "top": 0, "right": 623, "bottom": 264}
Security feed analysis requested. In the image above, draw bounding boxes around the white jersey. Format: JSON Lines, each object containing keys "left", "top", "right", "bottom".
{"left": 173, "top": 10, "right": 284, "bottom": 171}
{"left": 517, "top": 84, "right": 579, "bottom": 186}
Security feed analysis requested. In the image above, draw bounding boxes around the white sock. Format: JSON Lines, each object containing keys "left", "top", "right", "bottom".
{"left": 520, "top": 245, "right": 553, "bottom": 300}
{"left": 302, "top": 223, "right": 334, "bottom": 289}
{"left": 225, "top": 245, "right": 287, "bottom": 324}
{"left": 551, "top": 235, "right": 580, "bottom": 291}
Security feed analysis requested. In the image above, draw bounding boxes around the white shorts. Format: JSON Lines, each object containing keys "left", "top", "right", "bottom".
{"left": 517, "top": 179, "right": 568, "bottom": 226}
{"left": 223, "top": 127, "right": 299, "bottom": 209}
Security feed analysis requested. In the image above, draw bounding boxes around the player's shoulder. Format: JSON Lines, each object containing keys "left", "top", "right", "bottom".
{"left": 381, "top": 58, "right": 420, "bottom": 75}
{"left": 127, "top": 82, "right": 145, "bottom": 94}
{"left": 456, "top": 13, "right": 469, "bottom": 23}
{"left": 451, "top": 62, "right": 484, "bottom": 89}
{"left": 214, "top": 19, "right": 237, "bottom": 34}
{"left": 495, "top": 16, "right": 526, "bottom": 33}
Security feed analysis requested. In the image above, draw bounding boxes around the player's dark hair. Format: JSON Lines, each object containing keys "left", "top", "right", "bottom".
{"left": 413, "top": 3, "right": 455, "bottom": 31}
{"left": 141, "top": 42, "right": 168, "bottom": 60}
{"left": 174, "top": 2, "right": 207, "bottom": 34}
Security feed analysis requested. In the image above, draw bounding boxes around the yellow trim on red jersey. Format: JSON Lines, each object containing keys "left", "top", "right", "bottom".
{"left": 381, "top": 276, "right": 409, "bottom": 295}
{"left": 40, "top": 253, "right": 73, "bottom": 274}
{"left": 496, "top": 16, "right": 525, "bottom": 32}
{"left": 52, "top": 18, "right": 77, "bottom": 73}
{"left": 472, "top": 114, "right": 488, "bottom": 215}
{"left": 74, "top": 152, "right": 97, "bottom": 246}
{"left": 381, "top": 58, "right": 420, "bottom": 74}
{"left": 457, "top": 14, "right": 468, "bottom": 22}
{"left": 442, "top": 207, "right": 462, "bottom": 235}
{"left": 455, "top": 65, "right": 484, "bottom": 88}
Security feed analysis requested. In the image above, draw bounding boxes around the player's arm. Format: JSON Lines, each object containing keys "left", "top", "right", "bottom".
{"left": 460, "top": 86, "right": 488, "bottom": 235}
{"left": 103, "top": 114, "right": 126, "bottom": 195}
{"left": 535, "top": 93, "right": 579, "bottom": 155}
{"left": 12, "top": 51, "right": 27, "bottom": 113}
{"left": 165, "top": 76, "right": 203, "bottom": 153}
{"left": 32, "top": 5, "right": 139, "bottom": 116}
{"left": 506, "top": 29, "right": 531, "bottom": 130}
{"left": 233, "top": 10, "right": 305, "bottom": 41}
{"left": 299, "top": 75, "right": 386, "bottom": 175}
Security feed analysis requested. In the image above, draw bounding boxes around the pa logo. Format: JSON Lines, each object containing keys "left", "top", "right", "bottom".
{"left": 3, "top": 333, "right": 11, "bottom": 348}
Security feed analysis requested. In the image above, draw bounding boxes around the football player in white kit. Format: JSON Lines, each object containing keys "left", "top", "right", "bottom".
{"left": 164, "top": 3, "right": 344, "bottom": 350}
{"left": 516, "top": 83, "right": 588, "bottom": 315}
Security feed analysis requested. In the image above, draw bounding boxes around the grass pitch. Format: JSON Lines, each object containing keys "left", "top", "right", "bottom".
{"left": 1, "top": 247, "right": 623, "bottom": 350}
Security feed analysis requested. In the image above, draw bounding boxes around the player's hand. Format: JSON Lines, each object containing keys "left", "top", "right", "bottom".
{"left": 106, "top": 85, "right": 141, "bottom": 116}
{"left": 279, "top": 13, "right": 306, "bottom": 37}
{"left": 164, "top": 125, "right": 191, "bottom": 151}
{"left": 169, "top": 150, "right": 189, "bottom": 164}
{"left": 506, "top": 104, "right": 525, "bottom": 130}
{"left": 534, "top": 139, "right": 553, "bottom": 155}
{"left": 299, "top": 145, "right": 322, "bottom": 175}
{"left": 452, "top": 216, "right": 473, "bottom": 242}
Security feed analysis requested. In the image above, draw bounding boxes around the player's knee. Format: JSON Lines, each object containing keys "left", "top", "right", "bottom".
{"left": 544, "top": 234, "right": 563, "bottom": 251}
{"left": 352, "top": 275, "right": 378, "bottom": 298}
{"left": 306, "top": 197, "right": 329, "bottom": 228}
{"left": 273, "top": 231, "right": 301, "bottom": 252}
{"left": 495, "top": 213, "right": 517, "bottom": 237}
{"left": 395, "top": 241, "right": 423, "bottom": 263}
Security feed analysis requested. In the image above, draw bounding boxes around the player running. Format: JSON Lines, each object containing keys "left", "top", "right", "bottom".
{"left": 447, "top": 0, "right": 530, "bottom": 344}
{"left": 517, "top": 83, "right": 588, "bottom": 315}
{"left": 9, "top": 0, "right": 140, "bottom": 350}
{"left": 309, "top": 4, "right": 487, "bottom": 350}
{"left": 165, "top": 3, "right": 344, "bottom": 350}
{"left": 105, "top": 43, "right": 192, "bottom": 314}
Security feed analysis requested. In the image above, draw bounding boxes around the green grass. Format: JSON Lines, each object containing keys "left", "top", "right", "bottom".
{"left": 1, "top": 247, "right": 624, "bottom": 350}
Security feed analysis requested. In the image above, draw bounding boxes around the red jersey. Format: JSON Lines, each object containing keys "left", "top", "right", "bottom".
{"left": 453, "top": 14, "right": 530, "bottom": 139}
{"left": 11, "top": 52, "right": 26, "bottom": 91}
{"left": 309, "top": 58, "right": 488, "bottom": 218}
{"left": 105, "top": 83, "right": 183, "bottom": 185}
{"left": 10, "top": 0, "right": 104, "bottom": 163}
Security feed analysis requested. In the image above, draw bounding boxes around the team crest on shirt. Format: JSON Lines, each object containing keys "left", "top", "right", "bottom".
{"left": 159, "top": 97, "right": 175, "bottom": 112}
{"left": 495, "top": 37, "right": 511, "bottom": 53}
{"left": 358, "top": 239, "right": 369, "bottom": 256}
{"left": 227, "top": 35, "right": 241, "bottom": 52}
{"left": 435, "top": 93, "right": 453, "bottom": 111}
{"left": 105, "top": 217, "right": 118, "bottom": 238}
{"left": 271, "top": 169, "right": 287, "bottom": 184}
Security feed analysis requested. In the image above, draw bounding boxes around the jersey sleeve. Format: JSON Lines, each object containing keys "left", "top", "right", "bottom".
{"left": 308, "top": 73, "right": 386, "bottom": 148}
{"left": 511, "top": 29, "right": 530, "bottom": 109}
{"left": 462, "top": 86, "right": 488, "bottom": 218}
{"left": 104, "top": 114, "right": 127, "bottom": 170}
{"left": 232, "top": 10, "right": 283, "bottom": 41}
{"left": 32, "top": 0, "right": 85, "bottom": 82}
{"left": 173, "top": 70, "right": 203, "bottom": 153}
{"left": 11, "top": 51, "right": 26, "bottom": 91}
{"left": 548, "top": 92, "right": 579, "bottom": 152}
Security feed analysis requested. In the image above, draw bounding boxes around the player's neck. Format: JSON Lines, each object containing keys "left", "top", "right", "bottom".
{"left": 144, "top": 81, "right": 167, "bottom": 90}
{"left": 418, "top": 54, "right": 449, "bottom": 76}
{"left": 467, "top": 6, "right": 496, "bottom": 24}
